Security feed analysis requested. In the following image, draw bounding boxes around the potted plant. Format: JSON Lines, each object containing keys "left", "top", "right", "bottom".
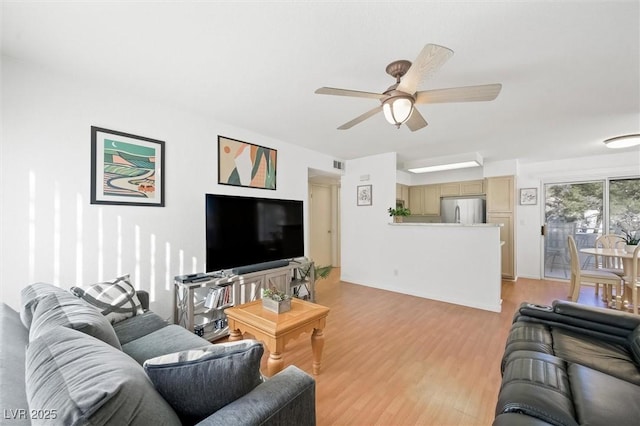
{"left": 292, "top": 263, "right": 333, "bottom": 300}
{"left": 262, "top": 287, "right": 291, "bottom": 313}
{"left": 388, "top": 206, "right": 411, "bottom": 223}
{"left": 621, "top": 229, "right": 640, "bottom": 253}
{"left": 315, "top": 265, "right": 333, "bottom": 281}
{"left": 617, "top": 215, "right": 640, "bottom": 253}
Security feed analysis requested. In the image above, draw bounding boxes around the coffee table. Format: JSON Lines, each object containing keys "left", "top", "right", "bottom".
{"left": 224, "top": 298, "right": 330, "bottom": 377}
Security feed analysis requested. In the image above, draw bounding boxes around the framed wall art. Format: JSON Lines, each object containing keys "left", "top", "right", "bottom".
{"left": 91, "top": 126, "right": 165, "bottom": 207}
{"left": 519, "top": 188, "right": 538, "bottom": 205}
{"left": 218, "top": 136, "right": 277, "bottom": 190}
{"left": 357, "top": 184, "right": 372, "bottom": 206}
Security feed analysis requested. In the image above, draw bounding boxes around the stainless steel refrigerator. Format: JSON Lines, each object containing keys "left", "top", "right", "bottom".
{"left": 440, "top": 196, "right": 486, "bottom": 224}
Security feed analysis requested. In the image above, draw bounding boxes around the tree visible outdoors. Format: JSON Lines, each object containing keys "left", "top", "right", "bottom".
{"left": 609, "top": 178, "right": 640, "bottom": 234}
{"left": 545, "top": 182, "right": 604, "bottom": 230}
{"left": 545, "top": 178, "right": 640, "bottom": 234}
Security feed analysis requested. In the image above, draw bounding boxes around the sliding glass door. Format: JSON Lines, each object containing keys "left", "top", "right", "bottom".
{"left": 543, "top": 177, "right": 640, "bottom": 280}
{"left": 609, "top": 178, "right": 640, "bottom": 237}
{"left": 544, "top": 181, "right": 603, "bottom": 279}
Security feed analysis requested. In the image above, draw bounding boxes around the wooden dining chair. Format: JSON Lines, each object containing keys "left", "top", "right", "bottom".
{"left": 567, "top": 235, "right": 623, "bottom": 304}
{"left": 623, "top": 245, "right": 640, "bottom": 315}
{"left": 593, "top": 234, "right": 625, "bottom": 299}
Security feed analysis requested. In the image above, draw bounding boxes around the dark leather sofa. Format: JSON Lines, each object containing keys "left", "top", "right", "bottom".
{"left": 494, "top": 300, "right": 640, "bottom": 426}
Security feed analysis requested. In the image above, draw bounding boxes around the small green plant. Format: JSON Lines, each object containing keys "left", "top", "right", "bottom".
{"left": 616, "top": 214, "right": 640, "bottom": 245}
{"left": 262, "top": 287, "right": 289, "bottom": 302}
{"left": 388, "top": 206, "right": 411, "bottom": 217}
{"left": 621, "top": 229, "right": 640, "bottom": 245}
{"left": 315, "top": 265, "right": 333, "bottom": 280}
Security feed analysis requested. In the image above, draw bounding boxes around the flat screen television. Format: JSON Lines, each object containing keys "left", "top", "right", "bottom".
{"left": 205, "top": 194, "right": 304, "bottom": 272}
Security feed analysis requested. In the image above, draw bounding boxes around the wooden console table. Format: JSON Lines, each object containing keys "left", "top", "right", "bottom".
{"left": 224, "top": 298, "right": 330, "bottom": 377}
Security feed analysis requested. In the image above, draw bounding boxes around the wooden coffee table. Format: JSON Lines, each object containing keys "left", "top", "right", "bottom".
{"left": 224, "top": 298, "right": 330, "bottom": 377}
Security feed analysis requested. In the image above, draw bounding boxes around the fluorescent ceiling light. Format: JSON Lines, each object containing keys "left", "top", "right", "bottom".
{"left": 408, "top": 161, "right": 481, "bottom": 173}
{"left": 603, "top": 134, "right": 640, "bottom": 149}
{"left": 406, "top": 152, "right": 483, "bottom": 174}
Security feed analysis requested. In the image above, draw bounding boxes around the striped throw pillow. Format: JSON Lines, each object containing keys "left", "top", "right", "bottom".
{"left": 71, "top": 275, "right": 144, "bottom": 324}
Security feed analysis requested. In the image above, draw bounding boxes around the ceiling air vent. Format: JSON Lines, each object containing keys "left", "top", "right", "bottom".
{"left": 332, "top": 160, "right": 343, "bottom": 170}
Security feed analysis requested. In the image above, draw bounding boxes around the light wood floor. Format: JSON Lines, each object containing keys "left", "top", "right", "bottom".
{"left": 254, "top": 270, "right": 609, "bottom": 425}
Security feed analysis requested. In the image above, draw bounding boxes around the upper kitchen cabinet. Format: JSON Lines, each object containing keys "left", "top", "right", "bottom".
{"left": 396, "top": 183, "right": 409, "bottom": 206}
{"left": 486, "top": 176, "right": 514, "bottom": 213}
{"left": 408, "top": 184, "right": 440, "bottom": 215}
{"left": 423, "top": 185, "right": 440, "bottom": 215}
{"left": 460, "top": 180, "right": 484, "bottom": 196}
{"left": 440, "top": 180, "right": 485, "bottom": 197}
{"left": 439, "top": 182, "right": 461, "bottom": 197}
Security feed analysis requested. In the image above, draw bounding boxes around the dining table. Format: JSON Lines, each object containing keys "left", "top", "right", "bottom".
{"left": 579, "top": 246, "right": 639, "bottom": 309}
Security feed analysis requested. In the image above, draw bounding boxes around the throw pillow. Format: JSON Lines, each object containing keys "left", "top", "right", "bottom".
{"left": 26, "top": 326, "right": 181, "bottom": 426}
{"left": 143, "top": 340, "right": 264, "bottom": 425}
{"left": 20, "top": 282, "right": 69, "bottom": 329}
{"left": 29, "top": 291, "right": 121, "bottom": 350}
{"left": 71, "top": 274, "right": 144, "bottom": 324}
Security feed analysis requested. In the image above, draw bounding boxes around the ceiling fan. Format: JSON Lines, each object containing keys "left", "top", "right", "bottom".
{"left": 315, "top": 44, "right": 502, "bottom": 132}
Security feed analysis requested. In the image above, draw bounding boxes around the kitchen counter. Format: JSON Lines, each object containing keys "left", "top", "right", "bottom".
{"left": 371, "top": 221, "right": 503, "bottom": 313}
{"left": 388, "top": 222, "right": 500, "bottom": 228}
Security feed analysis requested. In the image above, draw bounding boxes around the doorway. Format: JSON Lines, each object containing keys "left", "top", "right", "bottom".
{"left": 308, "top": 170, "right": 341, "bottom": 269}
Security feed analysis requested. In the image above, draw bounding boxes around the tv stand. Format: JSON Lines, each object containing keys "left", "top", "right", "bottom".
{"left": 173, "top": 259, "right": 315, "bottom": 341}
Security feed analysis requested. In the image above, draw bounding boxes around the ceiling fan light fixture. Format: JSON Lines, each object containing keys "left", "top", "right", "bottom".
{"left": 603, "top": 134, "right": 640, "bottom": 149}
{"left": 382, "top": 96, "right": 414, "bottom": 128}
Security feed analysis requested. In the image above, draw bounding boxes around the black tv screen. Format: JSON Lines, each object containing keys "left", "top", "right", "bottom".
{"left": 205, "top": 194, "right": 304, "bottom": 271}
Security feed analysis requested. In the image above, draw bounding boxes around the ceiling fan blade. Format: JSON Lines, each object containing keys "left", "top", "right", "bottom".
{"left": 405, "top": 108, "right": 428, "bottom": 132}
{"left": 315, "top": 87, "right": 386, "bottom": 100}
{"left": 337, "top": 106, "right": 383, "bottom": 130}
{"left": 397, "top": 44, "right": 454, "bottom": 94}
{"left": 415, "top": 84, "right": 502, "bottom": 104}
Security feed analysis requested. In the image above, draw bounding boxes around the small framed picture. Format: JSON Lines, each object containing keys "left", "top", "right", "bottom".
{"left": 357, "top": 185, "right": 372, "bottom": 206}
{"left": 519, "top": 188, "right": 538, "bottom": 205}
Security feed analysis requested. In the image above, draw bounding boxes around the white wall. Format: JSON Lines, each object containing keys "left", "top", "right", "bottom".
{"left": 0, "top": 57, "right": 338, "bottom": 319}
{"left": 341, "top": 152, "right": 501, "bottom": 312}
{"left": 341, "top": 152, "right": 398, "bottom": 283}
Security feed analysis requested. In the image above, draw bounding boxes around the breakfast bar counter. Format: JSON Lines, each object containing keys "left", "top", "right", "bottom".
{"left": 341, "top": 221, "right": 502, "bottom": 313}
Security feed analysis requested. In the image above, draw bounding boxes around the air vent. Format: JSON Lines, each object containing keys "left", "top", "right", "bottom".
{"left": 333, "top": 160, "right": 343, "bottom": 170}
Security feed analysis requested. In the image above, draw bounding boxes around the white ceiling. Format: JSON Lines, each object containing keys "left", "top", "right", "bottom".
{"left": 2, "top": 1, "right": 639, "bottom": 168}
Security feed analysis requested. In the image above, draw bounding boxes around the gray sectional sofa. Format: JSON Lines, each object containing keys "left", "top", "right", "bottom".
{"left": 0, "top": 283, "right": 316, "bottom": 425}
{"left": 494, "top": 300, "right": 640, "bottom": 426}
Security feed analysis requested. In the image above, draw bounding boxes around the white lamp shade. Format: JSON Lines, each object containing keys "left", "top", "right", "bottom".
{"left": 383, "top": 97, "right": 413, "bottom": 125}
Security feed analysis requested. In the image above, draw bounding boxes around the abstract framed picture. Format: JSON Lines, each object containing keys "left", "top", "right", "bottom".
{"left": 90, "top": 126, "right": 165, "bottom": 207}
{"left": 519, "top": 187, "right": 537, "bottom": 205}
{"left": 218, "top": 136, "right": 277, "bottom": 190}
{"left": 357, "top": 184, "right": 372, "bottom": 206}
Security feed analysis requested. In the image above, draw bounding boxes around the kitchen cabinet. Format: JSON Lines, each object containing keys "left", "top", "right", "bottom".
{"left": 396, "top": 183, "right": 409, "bottom": 206}
{"left": 486, "top": 175, "right": 516, "bottom": 279}
{"left": 408, "top": 184, "right": 440, "bottom": 215}
{"left": 424, "top": 185, "right": 440, "bottom": 215}
{"left": 439, "top": 180, "right": 484, "bottom": 197}
{"left": 460, "top": 180, "right": 484, "bottom": 195}
{"left": 486, "top": 213, "right": 514, "bottom": 279}
{"left": 408, "top": 186, "right": 425, "bottom": 215}
{"left": 487, "top": 176, "right": 514, "bottom": 213}
{"left": 440, "top": 183, "right": 461, "bottom": 197}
